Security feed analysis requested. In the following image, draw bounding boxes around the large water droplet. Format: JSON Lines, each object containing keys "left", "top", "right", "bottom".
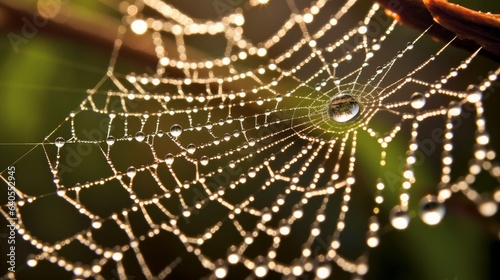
{"left": 253, "top": 260, "right": 268, "bottom": 278}
{"left": 126, "top": 166, "right": 137, "bottom": 178}
{"left": 227, "top": 246, "right": 240, "bottom": 264}
{"left": 170, "top": 124, "right": 183, "bottom": 137}
{"left": 106, "top": 136, "right": 115, "bottom": 145}
{"left": 56, "top": 186, "right": 66, "bottom": 196}
{"left": 135, "top": 131, "right": 145, "bottom": 142}
{"left": 187, "top": 144, "right": 196, "bottom": 154}
{"left": 26, "top": 254, "right": 38, "bottom": 267}
{"left": 419, "top": 195, "right": 445, "bottom": 225}
{"left": 165, "top": 153, "right": 174, "bottom": 165}
{"left": 410, "top": 92, "right": 426, "bottom": 109}
{"left": 214, "top": 260, "right": 228, "bottom": 279}
{"left": 248, "top": 168, "right": 257, "bottom": 178}
{"left": 466, "top": 85, "right": 482, "bottom": 103}
{"left": 92, "top": 218, "right": 103, "bottom": 229}
{"left": 316, "top": 263, "right": 332, "bottom": 279}
{"left": 389, "top": 205, "right": 410, "bottom": 230}
{"left": 291, "top": 260, "right": 303, "bottom": 276}
{"left": 111, "top": 247, "right": 123, "bottom": 261}
{"left": 448, "top": 101, "right": 462, "bottom": 116}
{"left": 328, "top": 94, "right": 360, "bottom": 123}
{"left": 478, "top": 197, "right": 498, "bottom": 217}
{"left": 55, "top": 137, "right": 65, "bottom": 148}
{"left": 200, "top": 156, "right": 209, "bottom": 166}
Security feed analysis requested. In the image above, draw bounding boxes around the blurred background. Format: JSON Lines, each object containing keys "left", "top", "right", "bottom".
{"left": 0, "top": 0, "right": 499, "bottom": 279}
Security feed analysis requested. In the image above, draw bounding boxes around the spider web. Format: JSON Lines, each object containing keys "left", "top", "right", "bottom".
{"left": 1, "top": 0, "right": 500, "bottom": 279}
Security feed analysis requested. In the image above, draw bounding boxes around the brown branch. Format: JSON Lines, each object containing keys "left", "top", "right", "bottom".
{"left": 377, "top": 0, "right": 500, "bottom": 62}
{"left": 424, "top": 0, "right": 500, "bottom": 58}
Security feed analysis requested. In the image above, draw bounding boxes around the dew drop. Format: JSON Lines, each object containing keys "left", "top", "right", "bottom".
{"left": 187, "top": 144, "right": 196, "bottom": 154}
{"left": 55, "top": 137, "right": 65, "bottom": 148}
{"left": 248, "top": 168, "right": 257, "bottom": 178}
{"left": 316, "top": 263, "right": 332, "bottom": 279}
{"left": 328, "top": 94, "right": 360, "bottom": 123}
{"left": 56, "top": 186, "right": 66, "bottom": 196}
{"left": 112, "top": 248, "right": 123, "bottom": 261}
{"left": 261, "top": 209, "right": 272, "bottom": 222}
{"left": 214, "top": 260, "right": 228, "bottom": 279}
{"left": 227, "top": 246, "right": 240, "bottom": 264}
{"left": 26, "top": 254, "right": 38, "bottom": 267}
{"left": 165, "top": 153, "right": 175, "bottom": 165}
{"left": 126, "top": 167, "right": 137, "bottom": 178}
{"left": 106, "top": 136, "right": 116, "bottom": 145}
{"left": 478, "top": 197, "right": 498, "bottom": 217}
{"left": 419, "top": 195, "right": 445, "bottom": 225}
{"left": 366, "top": 232, "right": 379, "bottom": 248}
{"left": 466, "top": 85, "right": 482, "bottom": 103}
{"left": 170, "top": 124, "right": 183, "bottom": 137}
{"left": 448, "top": 101, "right": 462, "bottom": 117}
{"left": 254, "top": 261, "right": 268, "bottom": 278}
{"left": 390, "top": 205, "right": 410, "bottom": 229}
{"left": 410, "top": 92, "right": 426, "bottom": 109}
{"left": 200, "top": 156, "right": 209, "bottom": 166}
{"left": 279, "top": 224, "right": 291, "bottom": 235}
{"left": 291, "top": 260, "right": 303, "bottom": 276}
{"left": 135, "top": 131, "right": 145, "bottom": 142}
{"left": 91, "top": 218, "right": 103, "bottom": 229}
{"left": 248, "top": 138, "right": 256, "bottom": 146}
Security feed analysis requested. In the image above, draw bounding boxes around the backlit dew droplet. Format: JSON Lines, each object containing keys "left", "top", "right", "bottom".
{"left": 291, "top": 261, "right": 303, "bottom": 276}
{"left": 248, "top": 168, "right": 257, "bottom": 178}
{"left": 366, "top": 233, "right": 379, "bottom": 248}
{"left": 254, "top": 261, "right": 268, "bottom": 278}
{"left": 126, "top": 166, "right": 137, "bottom": 178}
{"left": 316, "top": 263, "right": 332, "bottom": 279}
{"left": 92, "top": 218, "right": 103, "bottom": 229}
{"left": 131, "top": 19, "right": 148, "bottom": 35}
{"left": 55, "top": 137, "right": 65, "bottom": 148}
{"left": 419, "top": 195, "right": 445, "bottom": 225}
{"left": 165, "top": 153, "right": 175, "bottom": 165}
{"left": 261, "top": 209, "right": 272, "bottom": 222}
{"left": 26, "top": 254, "right": 38, "bottom": 267}
{"left": 187, "top": 144, "right": 196, "bottom": 154}
{"left": 106, "top": 136, "right": 115, "bottom": 145}
{"left": 200, "top": 156, "right": 209, "bottom": 166}
{"left": 135, "top": 131, "right": 145, "bottom": 142}
{"left": 170, "top": 124, "right": 183, "bottom": 138}
{"left": 56, "top": 186, "right": 66, "bottom": 196}
{"left": 112, "top": 248, "right": 123, "bottom": 261}
{"left": 466, "top": 85, "right": 482, "bottom": 103}
{"left": 227, "top": 246, "right": 240, "bottom": 264}
{"left": 478, "top": 197, "right": 498, "bottom": 217}
{"left": 410, "top": 92, "right": 426, "bottom": 109}
{"left": 390, "top": 205, "right": 410, "bottom": 230}
{"left": 214, "top": 260, "right": 228, "bottom": 279}
{"left": 279, "top": 224, "right": 291, "bottom": 235}
{"left": 328, "top": 94, "right": 360, "bottom": 123}
{"left": 448, "top": 101, "right": 462, "bottom": 117}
